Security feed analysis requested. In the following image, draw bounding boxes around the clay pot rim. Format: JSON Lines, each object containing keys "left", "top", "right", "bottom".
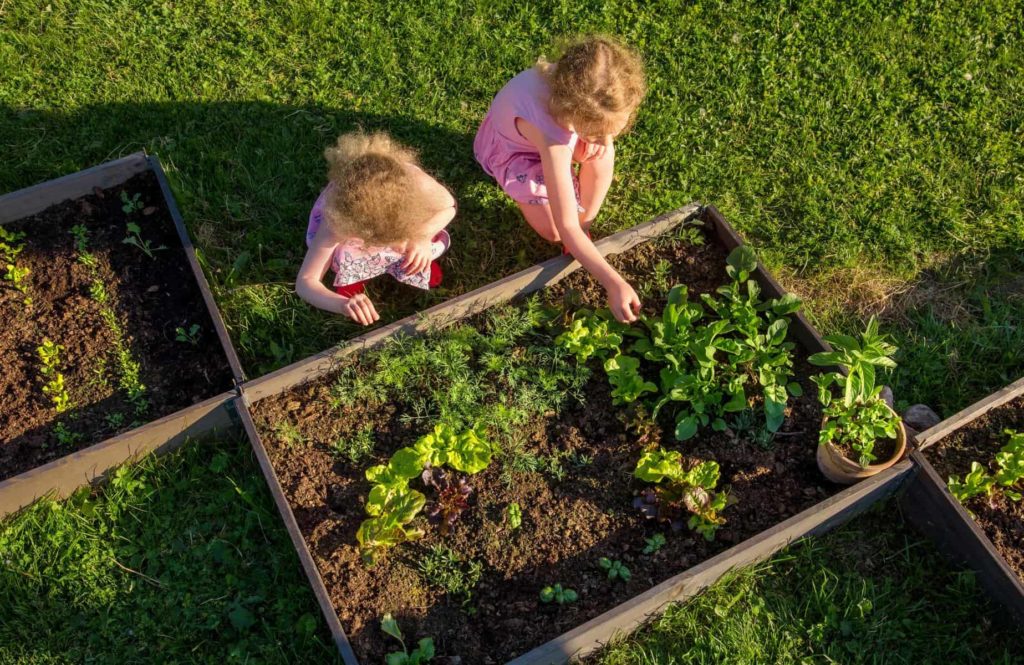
{"left": 820, "top": 401, "right": 908, "bottom": 471}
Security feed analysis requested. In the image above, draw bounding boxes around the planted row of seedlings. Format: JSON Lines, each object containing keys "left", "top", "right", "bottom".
{"left": 0, "top": 172, "right": 234, "bottom": 481}
{"left": 250, "top": 221, "right": 907, "bottom": 662}
{"left": 925, "top": 393, "right": 1024, "bottom": 583}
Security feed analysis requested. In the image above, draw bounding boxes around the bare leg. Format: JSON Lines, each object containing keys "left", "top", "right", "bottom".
{"left": 517, "top": 201, "right": 561, "bottom": 242}
{"left": 577, "top": 143, "right": 615, "bottom": 230}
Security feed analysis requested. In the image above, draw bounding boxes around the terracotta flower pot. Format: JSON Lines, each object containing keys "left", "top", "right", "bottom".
{"left": 816, "top": 404, "right": 907, "bottom": 485}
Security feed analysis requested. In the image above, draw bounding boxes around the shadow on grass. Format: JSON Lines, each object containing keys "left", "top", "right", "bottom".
{"left": 1, "top": 101, "right": 560, "bottom": 377}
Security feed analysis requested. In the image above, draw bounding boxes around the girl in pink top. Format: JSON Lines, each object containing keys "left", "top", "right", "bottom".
{"left": 296, "top": 132, "right": 455, "bottom": 326}
{"left": 474, "top": 35, "right": 646, "bottom": 323}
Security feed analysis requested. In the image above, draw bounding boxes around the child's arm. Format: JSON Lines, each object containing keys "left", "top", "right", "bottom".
{"left": 402, "top": 203, "right": 456, "bottom": 274}
{"left": 295, "top": 230, "right": 380, "bottom": 325}
{"left": 519, "top": 122, "right": 640, "bottom": 323}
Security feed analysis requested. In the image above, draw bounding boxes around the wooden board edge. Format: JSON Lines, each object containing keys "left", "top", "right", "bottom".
{"left": 147, "top": 155, "right": 247, "bottom": 385}
{"left": 240, "top": 204, "right": 704, "bottom": 402}
{"left": 0, "top": 152, "right": 150, "bottom": 223}
{"left": 508, "top": 461, "right": 913, "bottom": 664}
{"left": 233, "top": 395, "right": 362, "bottom": 664}
{"left": 0, "top": 390, "right": 237, "bottom": 519}
{"left": 914, "top": 376, "right": 1024, "bottom": 450}
{"left": 898, "top": 451, "right": 1024, "bottom": 623}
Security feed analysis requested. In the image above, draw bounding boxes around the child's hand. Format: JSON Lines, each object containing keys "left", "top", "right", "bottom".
{"left": 401, "top": 237, "right": 433, "bottom": 274}
{"left": 607, "top": 278, "right": 641, "bottom": 323}
{"left": 574, "top": 135, "right": 614, "bottom": 163}
{"left": 341, "top": 293, "right": 380, "bottom": 326}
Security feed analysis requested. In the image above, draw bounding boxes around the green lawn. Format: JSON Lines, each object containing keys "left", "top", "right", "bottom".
{"left": 1, "top": 0, "right": 1022, "bottom": 662}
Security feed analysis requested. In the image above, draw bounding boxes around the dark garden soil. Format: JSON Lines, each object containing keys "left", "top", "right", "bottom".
{"left": 926, "top": 396, "right": 1024, "bottom": 584}
{"left": 252, "top": 227, "right": 834, "bottom": 663}
{"left": 0, "top": 172, "right": 233, "bottom": 480}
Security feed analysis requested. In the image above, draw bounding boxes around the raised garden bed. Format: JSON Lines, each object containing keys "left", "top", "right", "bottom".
{"left": 237, "top": 205, "right": 912, "bottom": 663}
{"left": 899, "top": 376, "right": 1024, "bottom": 623}
{"left": 0, "top": 152, "right": 241, "bottom": 517}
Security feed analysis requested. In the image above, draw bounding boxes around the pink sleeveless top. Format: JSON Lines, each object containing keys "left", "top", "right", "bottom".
{"left": 473, "top": 68, "right": 579, "bottom": 178}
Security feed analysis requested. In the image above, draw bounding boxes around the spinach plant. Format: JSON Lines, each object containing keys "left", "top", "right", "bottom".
{"left": 539, "top": 584, "right": 577, "bottom": 604}
{"left": 633, "top": 448, "right": 730, "bottom": 540}
{"left": 598, "top": 557, "right": 631, "bottom": 582}
{"left": 175, "top": 323, "right": 201, "bottom": 345}
{"left": 808, "top": 318, "right": 900, "bottom": 467}
{"left": 642, "top": 533, "right": 666, "bottom": 554}
{"left": 358, "top": 424, "right": 494, "bottom": 563}
{"left": 381, "top": 614, "right": 434, "bottom": 665}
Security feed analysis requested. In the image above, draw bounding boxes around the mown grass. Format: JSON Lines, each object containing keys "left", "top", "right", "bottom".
{"left": 597, "top": 508, "right": 1024, "bottom": 664}
{"left": 0, "top": 436, "right": 338, "bottom": 664}
{"left": 1, "top": 0, "right": 1023, "bottom": 662}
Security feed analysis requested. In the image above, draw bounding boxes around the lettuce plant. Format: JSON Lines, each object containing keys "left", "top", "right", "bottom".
{"left": 642, "top": 533, "right": 666, "bottom": 554}
{"left": 604, "top": 354, "right": 657, "bottom": 405}
{"left": 555, "top": 310, "right": 627, "bottom": 362}
{"left": 633, "top": 449, "right": 730, "bottom": 540}
{"left": 358, "top": 424, "right": 494, "bottom": 563}
{"left": 949, "top": 430, "right": 1024, "bottom": 505}
{"left": 809, "top": 318, "right": 900, "bottom": 467}
{"left": 422, "top": 467, "right": 472, "bottom": 535}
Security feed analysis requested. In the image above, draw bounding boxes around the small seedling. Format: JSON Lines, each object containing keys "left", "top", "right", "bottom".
{"left": 599, "top": 557, "right": 632, "bottom": 582}
{"left": 417, "top": 545, "right": 482, "bottom": 604}
{"left": 506, "top": 502, "right": 522, "bottom": 530}
{"left": 122, "top": 222, "right": 167, "bottom": 259}
{"left": 539, "top": 584, "right": 578, "bottom": 604}
{"left": 331, "top": 424, "right": 374, "bottom": 463}
{"left": 4, "top": 263, "right": 31, "bottom": 300}
{"left": 37, "top": 339, "right": 70, "bottom": 413}
{"left": 53, "top": 421, "right": 82, "bottom": 446}
{"left": 175, "top": 323, "right": 201, "bottom": 345}
{"left": 643, "top": 533, "right": 666, "bottom": 554}
{"left": 89, "top": 280, "right": 109, "bottom": 304}
{"left": 0, "top": 227, "right": 25, "bottom": 259}
{"left": 105, "top": 412, "right": 126, "bottom": 429}
{"left": 120, "top": 191, "right": 144, "bottom": 214}
{"left": 381, "top": 613, "right": 434, "bottom": 665}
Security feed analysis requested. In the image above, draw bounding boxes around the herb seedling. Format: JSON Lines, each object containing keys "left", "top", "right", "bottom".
{"left": 633, "top": 448, "right": 731, "bottom": 540}
{"left": 37, "top": 339, "right": 71, "bottom": 413}
{"left": 105, "top": 412, "right": 126, "bottom": 429}
{"left": 175, "top": 323, "right": 201, "bottom": 345}
{"left": 120, "top": 191, "right": 144, "bottom": 214}
{"left": 599, "top": 557, "right": 632, "bottom": 582}
{"left": 122, "top": 221, "right": 167, "bottom": 259}
{"left": 506, "top": 502, "right": 522, "bottom": 530}
{"left": 381, "top": 613, "right": 435, "bottom": 665}
{"left": 417, "top": 545, "right": 482, "bottom": 604}
{"left": 53, "top": 421, "right": 82, "bottom": 446}
{"left": 539, "top": 584, "right": 578, "bottom": 604}
{"left": 643, "top": 533, "right": 666, "bottom": 554}
{"left": 809, "top": 317, "right": 900, "bottom": 467}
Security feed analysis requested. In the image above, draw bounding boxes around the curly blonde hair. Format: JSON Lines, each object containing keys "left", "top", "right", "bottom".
{"left": 539, "top": 35, "right": 646, "bottom": 138}
{"left": 322, "top": 132, "right": 436, "bottom": 246}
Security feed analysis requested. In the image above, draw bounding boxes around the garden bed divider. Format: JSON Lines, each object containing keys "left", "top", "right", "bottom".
{"left": 0, "top": 152, "right": 244, "bottom": 518}
{"left": 898, "top": 377, "right": 1024, "bottom": 624}
{"left": 235, "top": 203, "right": 919, "bottom": 663}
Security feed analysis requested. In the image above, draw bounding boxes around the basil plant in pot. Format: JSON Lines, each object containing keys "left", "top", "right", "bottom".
{"left": 808, "top": 318, "right": 907, "bottom": 484}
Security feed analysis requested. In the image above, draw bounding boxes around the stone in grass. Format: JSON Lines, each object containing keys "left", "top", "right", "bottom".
{"left": 903, "top": 404, "right": 941, "bottom": 432}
